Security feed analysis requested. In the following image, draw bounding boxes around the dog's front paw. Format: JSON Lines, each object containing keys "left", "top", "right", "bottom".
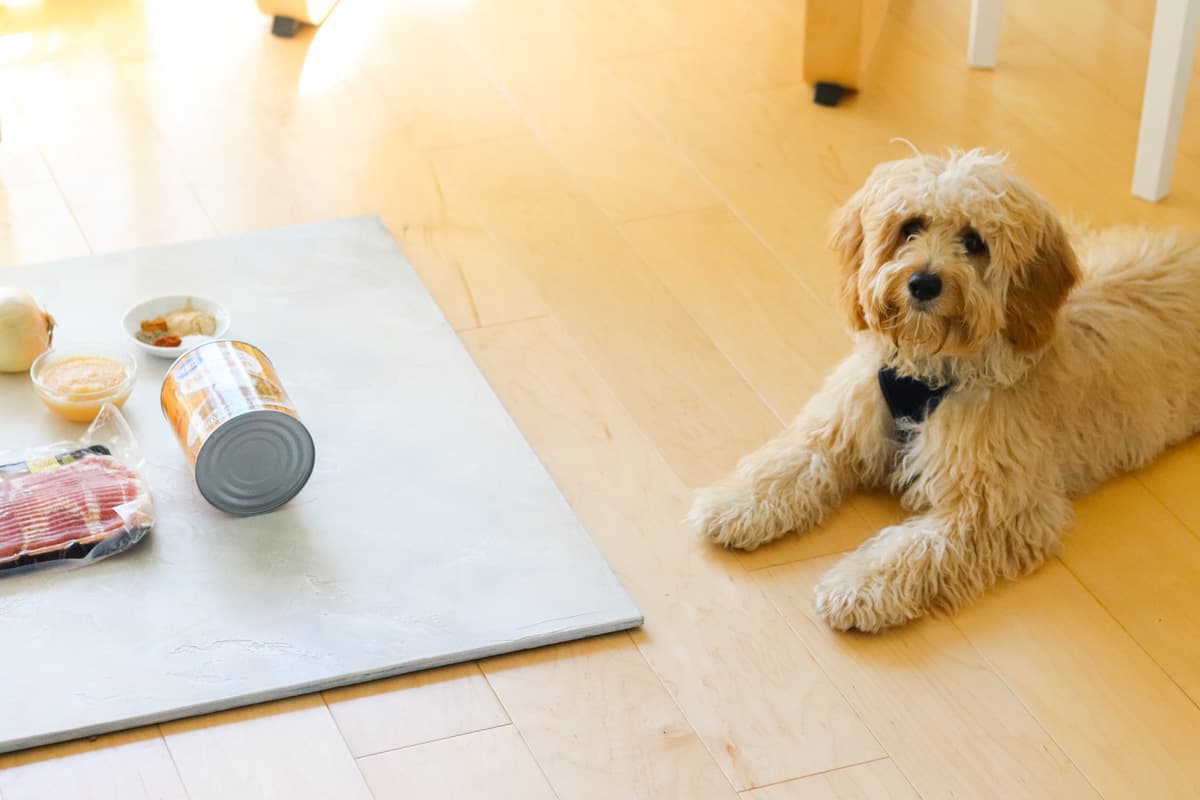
{"left": 685, "top": 484, "right": 780, "bottom": 551}
{"left": 812, "top": 549, "right": 927, "bottom": 633}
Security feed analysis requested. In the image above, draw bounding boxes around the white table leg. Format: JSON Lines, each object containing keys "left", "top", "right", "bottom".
{"left": 1132, "top": 0, "right": 1200, "bottom": 202}
{"left": 968, "top": 0, "right": 1003, "bottom": 69}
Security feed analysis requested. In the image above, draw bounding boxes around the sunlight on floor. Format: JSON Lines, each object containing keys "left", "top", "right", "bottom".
{"left": 297, "top": 15, "right": 358, "bottom": 96}
{"left": 0, "top": 32, "right": 32, "bottom": 62}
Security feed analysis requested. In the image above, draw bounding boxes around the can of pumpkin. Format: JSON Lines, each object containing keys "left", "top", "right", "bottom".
{"left": 161, "top": 340, "right": 315, "bottom": 516}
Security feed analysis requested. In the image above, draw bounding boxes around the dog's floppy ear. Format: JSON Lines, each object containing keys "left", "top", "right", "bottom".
{"left": 1004, "top": 216, "right": 1080, "bottom": 351}
{"left": 829, "top": 189, "right": 868, "bottom": 331}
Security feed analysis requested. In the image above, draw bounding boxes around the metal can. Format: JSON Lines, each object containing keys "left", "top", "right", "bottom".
{"left": 161, "top": 340, "right": 315, "bottom": 516}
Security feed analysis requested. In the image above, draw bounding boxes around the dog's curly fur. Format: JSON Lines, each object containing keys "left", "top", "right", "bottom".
{"left": 688, "top": 149, "right": 1200, "bottom": 632}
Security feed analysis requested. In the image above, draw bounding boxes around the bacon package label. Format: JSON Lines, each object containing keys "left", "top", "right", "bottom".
{"left": 0, "top": 405, "right": 154, "bottom": 577}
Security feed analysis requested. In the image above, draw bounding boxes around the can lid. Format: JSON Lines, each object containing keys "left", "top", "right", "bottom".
{"left": 194, "top": 410, "right": 316, "bottom": 516}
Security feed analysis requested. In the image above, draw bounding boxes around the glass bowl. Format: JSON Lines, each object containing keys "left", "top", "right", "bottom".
{"left": 30, "top": 347, "right": 137, "bottom": 423}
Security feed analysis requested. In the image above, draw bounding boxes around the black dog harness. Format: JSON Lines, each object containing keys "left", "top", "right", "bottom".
{"left": 878, "top": 367, "right": 952, "bottom": 440}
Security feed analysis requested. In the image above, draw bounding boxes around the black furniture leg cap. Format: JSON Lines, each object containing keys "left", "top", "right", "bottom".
{"left": 813, "top": 82, "right": 848, "bottom": 107}
{"left": 271, "top": 15, "right": 303, "bottom": 37}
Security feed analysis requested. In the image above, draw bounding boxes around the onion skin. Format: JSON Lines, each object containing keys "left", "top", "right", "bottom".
{"left": 0, "top": 287, "right": 56, "bottom": 373}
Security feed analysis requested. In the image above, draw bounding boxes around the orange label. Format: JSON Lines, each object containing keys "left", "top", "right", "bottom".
{"left": 161, "top": 341, "right": 300, "bottom": 465}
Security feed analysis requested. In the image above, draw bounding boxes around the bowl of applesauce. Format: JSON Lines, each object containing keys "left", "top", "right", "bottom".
{"left": 30, "top": 348, "right": 137, "bottom": 422}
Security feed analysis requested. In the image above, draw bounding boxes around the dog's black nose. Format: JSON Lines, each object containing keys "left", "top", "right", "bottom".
{"left": 908, "top": 271, "right": 942, "bottom": 301}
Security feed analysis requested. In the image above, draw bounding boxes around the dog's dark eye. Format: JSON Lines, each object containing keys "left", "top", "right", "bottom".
{"left": 961, "top": 229, "right": 987, "bottom": 255}
{"left": 900, "top": 218, "right": 924, "bottom": 239}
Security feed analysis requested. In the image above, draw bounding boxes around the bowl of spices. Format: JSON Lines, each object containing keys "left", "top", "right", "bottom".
{"left": 31, "top": 347, "right": 137, "bottom": 422}
{"left": 123, "top": 296, "right": 230, "bottom": 359}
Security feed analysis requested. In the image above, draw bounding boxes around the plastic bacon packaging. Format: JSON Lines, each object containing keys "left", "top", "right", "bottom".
{"left": 0, "top": 405, "right": 153, "bottom": 576}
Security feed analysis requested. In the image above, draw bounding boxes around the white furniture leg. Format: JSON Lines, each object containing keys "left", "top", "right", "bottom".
{"left": 968, "top": 0, "right": 1004, "bottom": 69}
{"left": 1132, "top": 0, "right": 1200, "bottom": 201}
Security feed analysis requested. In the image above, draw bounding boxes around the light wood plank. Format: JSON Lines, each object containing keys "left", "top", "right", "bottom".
{"left": 618, "top": 206, "right": 846, "bottom": 419}
{"left": 464, "top": 318, "right": 883, "bottom": 790}
{"left": 446, "top": 0, "right": 675, "bottom": 64}
{"left": 30, "top": 85, "right": 213, "bottom": 253}
{"left": 65, "top": 187, "right": 212, "bottom": 254}
{"left": 4, "top": 60, "right": 209, "bottom": 256}
{"left": 608, "top": 0, "right": 1200, "bottom": 294}
{"left": 0, "top": 4, "right": 104, "bottom": 67}
{"left": 49, "top": 159, "right": 214, "bottom": 255}
{"left": 956, "top": 559, "right": 1200, "bottom": 798}
{"left": 434, "top": 132, "right": 782, "bottom": 488}
{"left": 445, "top": 1, "right": 716, "bottom": 222}
{"left": 999, "top": 0, "right": 1200, "bottom": 165}
{"left": 606, "top": 49, "right": 885, "bottom": 307}
{"left": 479, "top": 635, "right": 738, "bottom": 800}
{"left": 358, "top": 725, "right": 556, "bottom": 800}
{"left": 759, "top": 557, "right": 1101, "bottom": 799}
{"left": 607, "top": 0, "right": 809, "bottom": 93}
{"left": 1135, "top": 437, "right": 1200, "bottom": 540}
{"left": 342, "top": 8, "right": 526, "bottom": 150}
{"left": 403, "top": 168, "right": 548, "bottom": 332}
{"left": 742, "top": 759, "right": 919, "bottom": 800}
{"left": 161, "top": 695, "right": 372, "bottom": 800}
{"left": 0, "top": 149, "right": 89, "bottom": 267}
{"left": 0, "top": 729, "right": 188, "bottom": 800}
{"left": 1059, "top": 476, "right": 1200, "bottom": 704}
{"left": 133, "top": 41, "right": 543, "bottom": 330}
{"left": 324, "top": 662, "right": 509, "bottom": 757}
{"left": 923, "top": 0, "right": 1200, "bottom": 211}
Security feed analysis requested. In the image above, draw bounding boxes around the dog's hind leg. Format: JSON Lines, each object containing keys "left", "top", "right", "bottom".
{"left": 686, "top": 348, "right": 892, "bottom": 550}
{"left": 812, "top": 495, "right": 1073, "bottom": 632}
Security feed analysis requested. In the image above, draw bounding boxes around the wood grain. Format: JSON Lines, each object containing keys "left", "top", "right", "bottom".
{"left": 618, "top": 205, "right": 847, "bottom": 420}
{"left": 324, "top": 663, "right": 510, "bottom": 758}
{"left": 357, "top": 726, "right": 556, "bottom": 800}
{"left": 742, "top": 759, "right": 919, "bottom": 800}
{"left": 0, "top": 149, "right": 89, "bottom": 267}
{"left": 433, "top": 133, "right": 784, "bottom": 488}
{"left": 0, "top": 729, "right": 188, "bottom": 800}
{"left": 444, "top": 1, "right": 717, "bottom": 222}
{"left": 759, "top": 557, "right": 1101, "bottom": 799}
{"left": 478, "top": 635, "right": 739, "bottom": 800}
{"left": 161, "top": 695, "right": 372, "bottom": 800}
{"left": 956, "top": 559, "right": 1200, "bottom": 798}
{"left": 1135, "top": 437, "right": 1200, "bottom": 538}
{"left": 1059, "top": 477, "right": 1200, "bottom": 704}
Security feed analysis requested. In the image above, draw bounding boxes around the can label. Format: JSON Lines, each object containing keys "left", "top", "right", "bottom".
{"left": 162, "top": 341, "right": 301, "bottom": 465}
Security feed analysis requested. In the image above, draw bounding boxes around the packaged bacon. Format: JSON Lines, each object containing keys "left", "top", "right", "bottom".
{"left": 0, "top": 404, "right": 153, "bottom": 576}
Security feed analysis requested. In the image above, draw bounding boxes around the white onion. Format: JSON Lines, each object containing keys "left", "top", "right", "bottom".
{"left": 0, "top": 287, "right": 55, "bottom": 373}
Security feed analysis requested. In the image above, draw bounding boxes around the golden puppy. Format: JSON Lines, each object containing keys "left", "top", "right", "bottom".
{"left": 688, "top": 149, "right": 1200, "bottom": 632}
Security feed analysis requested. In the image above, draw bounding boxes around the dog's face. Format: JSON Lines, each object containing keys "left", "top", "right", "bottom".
{"left": 830, "top": 150, "right": 1079, "bottom": 355}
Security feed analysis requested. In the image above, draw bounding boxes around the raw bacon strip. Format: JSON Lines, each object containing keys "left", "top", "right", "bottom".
{"left": 0, "top": 455, "right": 150, "bottom": 566}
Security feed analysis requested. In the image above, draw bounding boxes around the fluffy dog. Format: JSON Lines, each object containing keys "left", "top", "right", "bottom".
{"left": 688, "top": 149, "right": 1200, "bottom": 632}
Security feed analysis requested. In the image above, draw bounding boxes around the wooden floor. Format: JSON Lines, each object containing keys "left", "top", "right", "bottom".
{"left": 2, "top": 0, "right": 1200, "bottom": 797}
